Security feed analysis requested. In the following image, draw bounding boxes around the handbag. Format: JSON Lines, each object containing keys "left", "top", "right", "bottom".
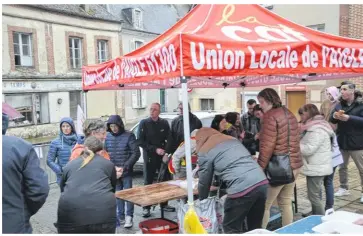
{"left": 265, "top": 107, "right": 295, "bottom": 186}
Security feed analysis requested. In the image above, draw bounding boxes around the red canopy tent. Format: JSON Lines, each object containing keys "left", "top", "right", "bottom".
{"left": 83, "top": 4, "right": 363, "bottom": 204}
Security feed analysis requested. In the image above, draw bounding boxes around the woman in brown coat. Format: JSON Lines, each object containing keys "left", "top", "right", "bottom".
{"left": 257, "top": 88, "right": 303, "bottom": 228}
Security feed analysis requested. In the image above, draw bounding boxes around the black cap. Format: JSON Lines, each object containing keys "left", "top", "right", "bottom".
{"left": 337, "top": 81, "right": 356, "bottom": 89}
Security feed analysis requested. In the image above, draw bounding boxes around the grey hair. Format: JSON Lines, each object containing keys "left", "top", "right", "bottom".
{"left": 83, "top": 119, "right": 106, "bottom": 138}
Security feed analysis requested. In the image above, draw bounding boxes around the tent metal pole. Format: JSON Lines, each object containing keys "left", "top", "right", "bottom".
{"left": 83, "top": 91, "right": 88, "bottom": 118}
{"left": 242, "top": 86, "right": 246, "bottom": 114}
{"left": 181, "top": 76, "right": 194, "bottom": 204}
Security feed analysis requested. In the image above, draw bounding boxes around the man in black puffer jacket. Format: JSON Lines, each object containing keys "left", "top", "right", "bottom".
{"left": 330, "top": 81, "right": 363, "bottom": 203}
{"left": 104, "top": 115, "right": 140, "bottom": 228}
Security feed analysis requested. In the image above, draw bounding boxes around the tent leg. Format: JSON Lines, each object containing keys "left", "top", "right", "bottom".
{"left": 180, "top": 76, "right": 194, "bottom": 204}
{"left": 242, "top": 87, "right": 246, "bottom": 114}
{"left": 83, "top": 91, "right": 88, "bottom": 118}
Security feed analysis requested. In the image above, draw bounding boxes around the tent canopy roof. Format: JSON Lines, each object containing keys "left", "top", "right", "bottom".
{"left": 82, "top": 4, "right": 363, "bottom": 91}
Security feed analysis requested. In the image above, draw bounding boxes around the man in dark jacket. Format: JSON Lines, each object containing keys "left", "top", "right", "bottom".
{"left": 165, "top": 102, "right": 202, "bottom": 155}
{"left": 2, "top": 113, "right": 49, "bottom": 233}
{"left": 137, "top": 103, "right": 170, "bottom": 217}
{"left": 241, "top": 99, "right": 260, "bottom": 155}
{"left": 330, "top": 81, "right": 363, "bottom": 203}
{"left": 104, "top": 115, "right": 140, "bottom": 228}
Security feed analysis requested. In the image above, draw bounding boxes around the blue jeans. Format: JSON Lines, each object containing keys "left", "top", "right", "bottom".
{"left": 323, "top": 167, "right": 337, "bottom": 210}
{"left": 116, "top": 176, "right": 134, "bottom": 219}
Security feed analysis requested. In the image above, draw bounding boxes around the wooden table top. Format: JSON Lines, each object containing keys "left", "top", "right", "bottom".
{"left": 115, "top": 180, "right": 217, "bottom": 207}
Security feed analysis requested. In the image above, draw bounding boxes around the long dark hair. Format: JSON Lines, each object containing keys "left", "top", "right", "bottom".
{"left": 211, "top": 114, "right": 225, "bottom": 131}
{"left": 257, "top": 88, "right": 282, "bottom": 108}
{"left": 225, "top": 112, "right": 238, "bottom": 125}
{"left": 302, "top": 104, "right": 320, "bottom": 121}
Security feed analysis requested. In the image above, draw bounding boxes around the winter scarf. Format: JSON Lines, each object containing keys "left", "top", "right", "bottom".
{"left": 300, "top": 115, "right": 333, "bottom": 137}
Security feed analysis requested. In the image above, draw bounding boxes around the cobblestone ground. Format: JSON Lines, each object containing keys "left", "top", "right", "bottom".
{"left": 31, "top": 161, "right": 363, "bottom": 234}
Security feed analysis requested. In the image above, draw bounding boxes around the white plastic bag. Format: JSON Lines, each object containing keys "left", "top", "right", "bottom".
{"left": 177, "top": 197, "right": 219, "bottom": 234}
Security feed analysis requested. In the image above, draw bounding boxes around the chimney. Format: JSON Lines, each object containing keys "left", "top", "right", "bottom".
{"left": 80, "top": 4, "right": 90, "bottom": 12}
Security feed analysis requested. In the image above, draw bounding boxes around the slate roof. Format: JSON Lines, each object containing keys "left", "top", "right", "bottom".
{"left": 23, "top": 4, "right": 121, "bottom": 23}
{"left": 107, "top": 4, "right": 192, "bottom": 35}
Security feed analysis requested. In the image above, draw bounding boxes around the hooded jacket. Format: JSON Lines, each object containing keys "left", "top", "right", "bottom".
{"left": 2, "top": 113, "right": 49, "bottom": 233}
{"left": 47, "top": 117, "right": 77, "bottom": 181}
{"left": 104, "top": 115, "right": 140, "bottom": 176}
{"left": 330, "top": 92, "right": 363, "bottom": 150}
{"left": 320, "top": 86, "right": 340, "bottom": 122}
{"left": 196, "top": 128, "right": 267, "bottom": 200}
{"left": 300, "top": 116, "right": 334, "bottom": 177}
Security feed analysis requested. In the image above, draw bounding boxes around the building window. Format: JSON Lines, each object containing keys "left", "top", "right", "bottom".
{"left": 135, "top": 40, "right": 143, "bottom": 49}
{"left": 130, "top": 40, "right": 144, "bottom": 52}
{"left": 307, "top": 24, "right": 325, "bottom": 32}
{"left": 133, "top": 9, "right": 143, "bottom": 29}
{"left": 200, "top": 99, "right": 215, "bottom": 111}
{"left": 69, "top": 91, "right": 83, "bottom": 121}
{"left": 97, "top": 40, "right": 108, "bottom": 63}
{"left": 132, "top": 90, "right": 146, "bottom": 109}
{"left": 69, "top": 37, "right": 83, "bottom": 69}
{"left": 13, "top": 32, "right": 33, "bottom": 67}
{"left": 4, "top": 93, "right": 50, "bottom": 127}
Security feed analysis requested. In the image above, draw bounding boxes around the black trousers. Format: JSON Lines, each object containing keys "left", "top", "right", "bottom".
{"left": 143, "top": 156, "right": 171, "bottom": 210}
{"left": 223, "top": 184, "right": 267, "bottom": 233}
{"left": 57, "top": 222, "right": 115, "bottom": 234}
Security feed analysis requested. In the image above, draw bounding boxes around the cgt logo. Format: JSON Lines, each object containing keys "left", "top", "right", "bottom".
{"left": 216, "top": 4, "right": 309, "bottom": 43}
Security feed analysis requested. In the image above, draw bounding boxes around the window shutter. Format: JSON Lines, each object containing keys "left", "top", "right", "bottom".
{"left": 131, "top": 90, "right": 138, "bottom": 108}
{"left": 141, "top": 90, "right": 147, "bottom": 108}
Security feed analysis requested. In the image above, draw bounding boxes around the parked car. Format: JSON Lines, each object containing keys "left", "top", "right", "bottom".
{"left": 131, "top": 111, "right": 226, "bottom": 172}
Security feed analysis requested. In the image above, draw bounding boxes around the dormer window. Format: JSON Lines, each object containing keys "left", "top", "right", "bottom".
{"left": 133, "top": 9, "right": 142, "bottom": 29}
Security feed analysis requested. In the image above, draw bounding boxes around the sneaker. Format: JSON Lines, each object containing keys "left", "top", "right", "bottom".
{"left": 119, "top": 218, "right": 126, "bottom": 225}
{"left": 334, "top": 188, "right": 350, "bottom": 197}
{"left": 163, "top": 205, "right": 176, "bottom": 212}
{"left": 142, "top": 208, "right": 151, "bottom": 218}
{"left": 124, "top": 216, "right": 133, "bottom": 228}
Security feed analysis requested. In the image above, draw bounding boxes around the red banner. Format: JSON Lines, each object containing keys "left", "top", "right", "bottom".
{"left": 82, "top": 4, "right": 363, "bottom": 91}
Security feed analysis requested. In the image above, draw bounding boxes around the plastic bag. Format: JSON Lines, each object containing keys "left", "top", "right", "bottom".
{"left": 183, "top": 205, "right": 207, "bottom": 234}
{"left": 178, "top": 197, "right": 219, "bottom": 234}
{"left": 216, "top": 195, "right": 226, "bottom": 233}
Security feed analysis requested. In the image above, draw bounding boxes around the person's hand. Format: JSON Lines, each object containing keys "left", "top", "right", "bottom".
{"left": 156, "top": 148, "right": 165, "bottom": 156}
{"left": 254, "top": 133, "right": 260, "bottom": 140}
{"left": 333, "top": 112, "right": 350, "bottom": 122}
{"left": 115, "top": 167, "right": 123, "bottom": 178}
{"left": 240, "top": 131, "right": 245, "bottom": 139}
{"left": 162, "top": 154, "right": 170, "bottom": 164}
